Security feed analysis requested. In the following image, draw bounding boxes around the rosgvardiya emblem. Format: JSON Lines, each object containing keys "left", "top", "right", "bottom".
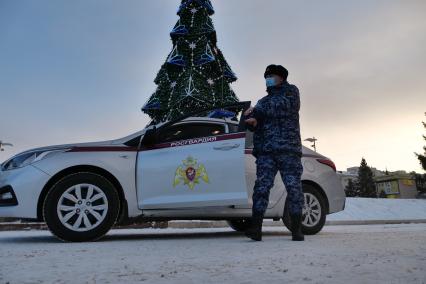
{"left": 173, "top": 156, "right": 209, "bottom": 190}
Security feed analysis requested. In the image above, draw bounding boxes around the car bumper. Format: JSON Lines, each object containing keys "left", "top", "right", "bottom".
{"left": 324, "top": 174, "right": 346, "bottom": 214}
{"left": 0, "top": 165, "right": 51, "bottom": 219}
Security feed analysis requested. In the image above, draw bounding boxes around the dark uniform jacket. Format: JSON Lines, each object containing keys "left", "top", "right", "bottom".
{"left": 251, "top": 81, "right": 302, "bottom": 157}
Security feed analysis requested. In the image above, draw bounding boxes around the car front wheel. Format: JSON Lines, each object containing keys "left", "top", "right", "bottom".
{"left": 43, "top": 172, "right": 120, "bottom": 242}
{"left": 283, "top": 184, "right": 327, "bottom": 235}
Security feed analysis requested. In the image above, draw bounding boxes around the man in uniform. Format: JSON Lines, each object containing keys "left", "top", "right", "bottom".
{"left": 244, "top": 64, "right": 304, "bottom": 242}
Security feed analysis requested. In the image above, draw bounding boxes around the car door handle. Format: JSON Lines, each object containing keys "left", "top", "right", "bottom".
{"left": 213, "top": 143, "right": 240, "bottom": 151}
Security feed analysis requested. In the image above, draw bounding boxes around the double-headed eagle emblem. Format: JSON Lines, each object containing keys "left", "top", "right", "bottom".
{"left": 173, "top": 156, "right": 209, "bottom": 190}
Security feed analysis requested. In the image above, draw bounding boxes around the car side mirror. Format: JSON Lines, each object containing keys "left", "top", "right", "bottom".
{"left": 141, "top": 127, "right": 158, "bottom": 147}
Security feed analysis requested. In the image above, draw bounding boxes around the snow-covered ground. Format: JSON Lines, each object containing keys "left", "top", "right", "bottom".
{"left": 327, "top": 198, "right": 426, "bottom": 222}
{"left": 166, "top": 198, "right": 426, "bottom": 229}
{"left": 1, "top": 224, "right": 425, "bottom": 284}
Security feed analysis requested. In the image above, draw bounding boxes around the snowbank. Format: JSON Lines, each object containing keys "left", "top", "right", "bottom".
{"left": 328, "top": 198, "right": 426, "bottom": 221}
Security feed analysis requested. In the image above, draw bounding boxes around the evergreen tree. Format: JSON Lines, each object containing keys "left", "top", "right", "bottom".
{"left": 357, "top": 158, "right": 377, "bottom": 198}
{"left": 414, "top": 173, "right": 426, "bottom": 194}
{"left": 415, "top": 113, "right": 426, "bottom": 171}
{"left": 345, "top": 179, "right": 359, "bottom": 197}
{"left": 142, "top": 0, "right": 239, "bottom": 122}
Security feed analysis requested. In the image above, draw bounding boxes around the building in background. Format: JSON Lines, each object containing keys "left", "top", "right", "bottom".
{"left": 346, "top": 166, "right": 386, "bottom": 177}
{"left": 337, "top": 170, "right": 358, "bottom": 189}
{"left": 338, "top": 166, "right": 385, "bottom": 189}
{"left": 375, "top": 174, "right": 418, "bottom": 199}
{"left": 338, "top": 167, "right": 418, "bottom": 199}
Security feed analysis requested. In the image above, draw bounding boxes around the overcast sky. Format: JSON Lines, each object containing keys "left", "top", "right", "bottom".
{"left": 1, "top": 0, "right": 425, "bottom": 172}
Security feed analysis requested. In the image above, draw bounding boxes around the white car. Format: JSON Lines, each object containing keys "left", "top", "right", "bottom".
{"left": 0, "top": 102, "right": 345, "bottom": 242}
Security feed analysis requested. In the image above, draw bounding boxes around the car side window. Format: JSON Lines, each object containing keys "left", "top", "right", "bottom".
{"left": 229, "top": 122, "right": 253, "bottom": 149}
{"left": 158, "top": 123, "right": 226, "bottom": 143}
{"left": 227, "top": 123, "right": 239, "bottom": 134}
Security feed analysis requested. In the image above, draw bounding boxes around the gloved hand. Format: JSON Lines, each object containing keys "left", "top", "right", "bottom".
{"left": 244, "top": 107, "right": 258, "bottom": 132}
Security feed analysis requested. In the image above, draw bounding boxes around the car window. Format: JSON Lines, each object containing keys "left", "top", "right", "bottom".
{"left": 124, "top": 135, "right": 142, "bottom": 147}
{"left": 158, "top": 123, "right": 226, "bottom": 143}
{"left": 227, "top": 123, "right": 239, "bottom": 134}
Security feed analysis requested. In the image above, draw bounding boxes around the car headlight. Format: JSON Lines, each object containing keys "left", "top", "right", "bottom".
{"left": 1, "top": 149, "right": 69, "bottom": 171}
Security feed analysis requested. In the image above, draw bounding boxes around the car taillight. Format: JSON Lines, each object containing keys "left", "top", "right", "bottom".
{"left": 317, "top": 159, "right": 336, "bottom": 172}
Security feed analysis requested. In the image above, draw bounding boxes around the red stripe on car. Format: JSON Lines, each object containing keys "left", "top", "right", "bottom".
{"left": 140, "top": 132, "right": 246, "bottom": 151}
{"left": 68, "top": 146, "right": 138, "bottom": 152}
{"left": 69, "top": 133, "right": 246, "bottom": 152}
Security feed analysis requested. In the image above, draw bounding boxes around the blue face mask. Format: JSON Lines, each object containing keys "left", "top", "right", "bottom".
{"left": 265, "top": 77, "right": 277, "bottom": 88}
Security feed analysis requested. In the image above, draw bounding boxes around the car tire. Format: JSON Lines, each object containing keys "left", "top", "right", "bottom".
{"left": 227, "top": 219, "right": 251, "bottom": 232}
{"left": 283, "top": 184, "right": 327, "bottom": 235}
{"left": 43, "top": 172, "right": 120, "bottom": 242}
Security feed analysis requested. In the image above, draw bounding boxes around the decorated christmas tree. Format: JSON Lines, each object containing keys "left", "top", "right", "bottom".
{"left": 142, "top": 0, "right": 239, "bottom": 123}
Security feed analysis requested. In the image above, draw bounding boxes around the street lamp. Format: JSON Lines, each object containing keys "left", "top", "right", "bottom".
{"left": 304, "top": 137, "right": 317, "bottom": 152}
{"left": 0, "top": 141, "right": 13, "bottom": 152}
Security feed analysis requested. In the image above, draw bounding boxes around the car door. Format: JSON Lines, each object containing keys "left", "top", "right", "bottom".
{"left": 235, "top": 129, "right": 286, "bottom": 209}
{"left": 136, "top": 119, "right": 249, "bottom": 210}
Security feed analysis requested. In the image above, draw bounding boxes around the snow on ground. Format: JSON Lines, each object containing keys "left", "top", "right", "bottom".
{"left": 328, "top": 198, "right": 426, "bottom": 221}
{"left": 1, "top": 224, "right": 425, "bottom": 284}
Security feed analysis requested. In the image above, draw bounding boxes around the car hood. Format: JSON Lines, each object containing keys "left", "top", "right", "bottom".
{"left": 19, "top": 140, "right": 118, "bottom": 154}
{"left": 15, "top": 129, "right": 147, "bottom": 155}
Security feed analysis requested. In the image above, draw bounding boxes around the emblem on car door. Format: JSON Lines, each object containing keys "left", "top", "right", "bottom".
{"left": 173, "top": 156, "right": 209, "bottom": 190}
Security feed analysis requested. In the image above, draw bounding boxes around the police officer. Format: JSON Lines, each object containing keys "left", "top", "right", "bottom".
{"left": 244, "top": 65, "right": 304, "bottom": 242}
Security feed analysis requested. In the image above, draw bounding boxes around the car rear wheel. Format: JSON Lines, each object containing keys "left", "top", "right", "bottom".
{"left": 43, "top": 172, "right": 120, "bottom": 242}
{"left": 227, "top": 219, "right": 251, "bottom": 232}
{"left": 283, "top": 184, "right": 327, "bottom": 235}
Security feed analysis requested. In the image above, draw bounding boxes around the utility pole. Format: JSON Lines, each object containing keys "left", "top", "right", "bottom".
{"left": 304, "top": 137, "right": 318, "bottom": 152}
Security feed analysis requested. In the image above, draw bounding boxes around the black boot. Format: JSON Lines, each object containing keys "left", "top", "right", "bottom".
{"left": 290, "top": 214, "right": 305, "bottom": 241}
{"left": 245, "top": 213, "right": 263, "bottom": 241}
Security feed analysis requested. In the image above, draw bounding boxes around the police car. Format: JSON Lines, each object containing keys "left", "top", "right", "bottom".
{"left": 0, "top": 102, "right": 345, "bottom": 242}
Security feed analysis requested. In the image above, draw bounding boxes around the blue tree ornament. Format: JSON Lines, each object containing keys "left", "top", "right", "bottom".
{"left": 224, "top": 66, "right": 238, "bottom": 81}
{"left": 171, "top": 21, "right": 189, "bottom": 36}
{"left": 196, "top": 44, "right": 216, "bottom": 66}
{"left": 142, "top": 101, "right": 161, "bottom": 111}
{"left": 167, "top": 46, "right": 186, "bottom": 67}
{"left": 208, "top": 109, "right": 236, "bottom": 119}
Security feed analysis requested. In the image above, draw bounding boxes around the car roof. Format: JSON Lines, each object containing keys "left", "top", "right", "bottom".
{"left": 153, "top": 117, "right": 238, "bottom": 128}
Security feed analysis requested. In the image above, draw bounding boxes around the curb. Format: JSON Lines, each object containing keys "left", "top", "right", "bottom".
{"left": 166, "top": 219, "right": 426, "bottom": 228}
{"left": 1, "top": 219, "right": 426, "bottom": 231}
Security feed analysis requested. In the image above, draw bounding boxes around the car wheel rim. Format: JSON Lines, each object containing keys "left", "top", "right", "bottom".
{"left": 302, "top": 193, "right": 321, "bottom": 228}
{"left": 57, "top": 184, "right": 109, "bottom": 232}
